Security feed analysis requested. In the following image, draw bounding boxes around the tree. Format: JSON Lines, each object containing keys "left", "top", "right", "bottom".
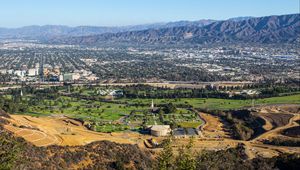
{"left": 163, "top": 103, "right": 177, "bottom": 114}
{"left": 159, "top": 110, "right": 165, "bottom": 123}
{"left": 175, "top": 137, "right": 196, "bottom": 170}
{"left": 156, "top": 138, "right": 174, "bottom": 170}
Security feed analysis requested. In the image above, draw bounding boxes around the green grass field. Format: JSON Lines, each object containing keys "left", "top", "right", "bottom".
{"left": 25, "top": 97, "right": 143, "bottom": 121}
{"left": 20, "top": 94, "right": 300, "bottom": 121}
{"left": 117, "top": 94, "right": 300, "bottom": 110}
{"left": 12, "top": 90, "right": 299, "bottom": 133}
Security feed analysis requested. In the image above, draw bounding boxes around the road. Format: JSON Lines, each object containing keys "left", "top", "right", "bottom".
{"left": 251, "top": 113, "right": 299, "bottom": 142}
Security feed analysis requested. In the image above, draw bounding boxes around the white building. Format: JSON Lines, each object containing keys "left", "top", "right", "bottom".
{"left": 27, "top": 68, "right": 39, "bottom": 76}
{"left": 59, "top": 75, "right": 64, "bottom": 82}
{"left": 109, "top": 90, "right": 124, "bottom": 97}
{"left": 14, "top": 70, "right": 26, "bottom": 77}
{"left": 85, "top": 75, "right": 99, "bottom": 81}
{"left": 7, "top": 70, "right": 14, "bottom": 74}
{"left": 73, "top": 73, "right": 81, "bottom": 80}
{"left": 150, "top": 125, "right": 171, "bottom": 137}
{"left": 0, "top": 69, "right": 7, "bottom": 74}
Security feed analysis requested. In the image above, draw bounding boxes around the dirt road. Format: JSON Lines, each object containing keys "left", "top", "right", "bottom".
{"left": 252, "top": 113, "right": 299, "bottom": 142}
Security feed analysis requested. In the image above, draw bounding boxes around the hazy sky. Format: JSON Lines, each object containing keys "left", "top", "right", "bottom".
{"left": 0, "top": 0, "right": 299, "bottom": 27}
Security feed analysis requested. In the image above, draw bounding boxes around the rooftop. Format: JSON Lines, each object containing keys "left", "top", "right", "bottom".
{"left": 150, "top": 125, "right": 171, "bottom": 131}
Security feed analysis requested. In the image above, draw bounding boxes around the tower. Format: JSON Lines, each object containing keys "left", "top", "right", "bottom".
{"left": 151, "top": 99, "right": 154, "bottom": 110}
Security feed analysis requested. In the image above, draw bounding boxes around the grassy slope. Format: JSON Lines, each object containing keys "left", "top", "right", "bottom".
{"left": 118, "top": 94, "right": 300, "bottom": 110}
{"left": 16, "top": 94, "right": 300, "bottom": 122}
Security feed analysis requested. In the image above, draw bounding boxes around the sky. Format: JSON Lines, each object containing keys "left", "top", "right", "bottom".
{"left": 0, "top": 0, "right": 299, "bottom": 27}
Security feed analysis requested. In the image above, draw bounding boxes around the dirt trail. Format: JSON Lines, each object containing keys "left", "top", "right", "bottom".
{"left": 199, "top": 112, "right": 229, "bottom": 138}
{"left": 260, "top": 115, "right": 273, "bottom": 131}
{"left": 252, "top": 113, "right": 299, "bottom": 142}
{"left": 196, "top": 108, "right": 300, "bottom": 159}
{"left": 4, "top": 115, "right": 138, "bottom": 146}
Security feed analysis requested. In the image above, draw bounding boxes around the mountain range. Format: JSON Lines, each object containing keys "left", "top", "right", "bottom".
{"left": 1, "top": 14, "right": 299, "bottom": 45}
{"left": 50, "top": 14, "right": 298, "bottom": 46}
{"left": 0, "top": 20, "right": 217, "bottom": 40}
{"left": 0, "top": 17, "right": 255, "bottom": 40}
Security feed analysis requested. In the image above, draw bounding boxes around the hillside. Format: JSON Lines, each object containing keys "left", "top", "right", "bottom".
{"left": 1, "top": 106, "right": 300, "bottom": 169}
{"left": 48, "top": 14, "right": 299, "bottom": 45}
{"left": 1, "top": 125, "right": 300, "bottom": 170}
{"left": 0, "top": 126, "right": 154, "bottom": 169}
{"left": 0, "top": 110, "right": 154, "bottom": 170}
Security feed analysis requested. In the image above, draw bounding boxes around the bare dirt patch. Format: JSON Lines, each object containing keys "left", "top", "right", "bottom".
{"left": 260, "top": 115, "right": 273, "bottom": 131}
{"left": 200, "top": 112, "right": 229, "bottom": 138}
{"left": 278, "top": 105, "right": 300, "bottom": 114}
{"left": 3, "top": 115, "right": 142, "bottom": 147}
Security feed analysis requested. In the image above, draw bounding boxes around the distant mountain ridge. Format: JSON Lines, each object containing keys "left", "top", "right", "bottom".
{"left": 227, "top": 16, "right": 254, "bottom": 22}
{"left": 1, "top": 14, "right": 298, "bottom": 45}
{"left": 50, "top": 14, "right": 299, "bottom": 45}
{"left": 0, "top": 20, "right": 216, "bottom": 39}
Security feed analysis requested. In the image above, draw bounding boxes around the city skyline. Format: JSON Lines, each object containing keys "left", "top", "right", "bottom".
{"left": 0, "top": 0, "right": 299, "bottom": 27}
